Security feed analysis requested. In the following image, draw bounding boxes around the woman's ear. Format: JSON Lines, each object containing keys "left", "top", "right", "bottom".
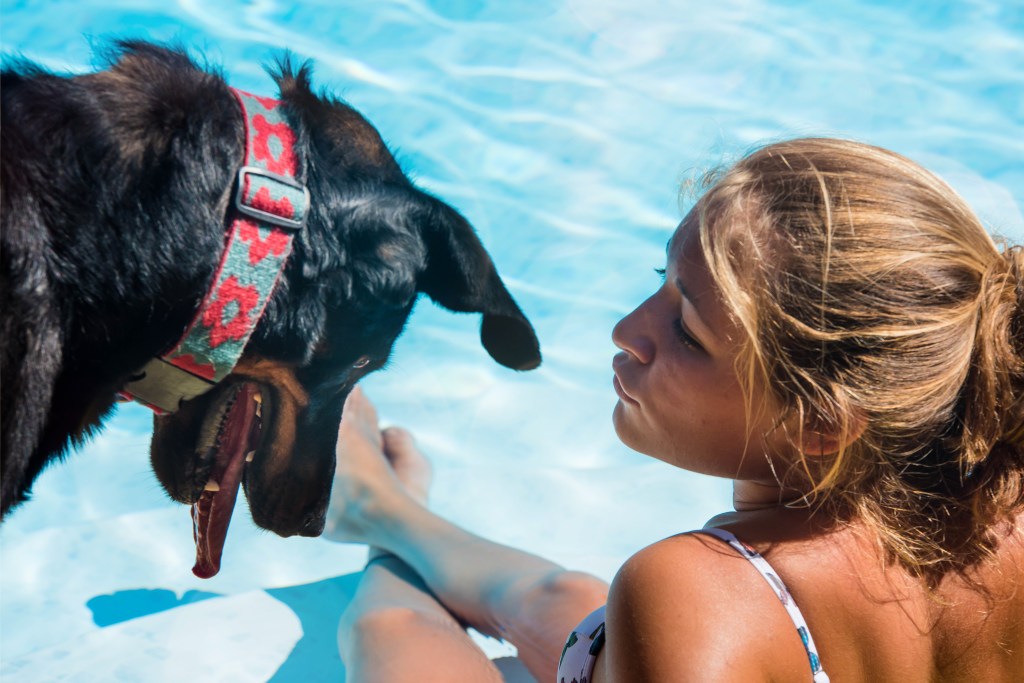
{"left": 800, "top": 410, "right": 866, "bottom": 456}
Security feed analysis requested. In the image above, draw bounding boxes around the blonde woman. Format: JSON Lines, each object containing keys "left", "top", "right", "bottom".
{"left": 326, "top": 138, "right": 1024, "bottom": 682}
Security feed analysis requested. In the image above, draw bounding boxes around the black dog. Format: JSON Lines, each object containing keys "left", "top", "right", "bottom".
{"left": 1, "top": 41, "right": 540, "bottom": 577}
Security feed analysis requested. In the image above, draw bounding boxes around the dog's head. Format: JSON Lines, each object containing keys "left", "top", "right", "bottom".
{"left": 148, "top": 51, "right": 540, "bottom": 577}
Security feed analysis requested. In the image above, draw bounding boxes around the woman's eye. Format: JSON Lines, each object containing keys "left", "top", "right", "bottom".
{"left": 352, "top": 356, "right": 371, "bottom": 369}
{"left": 673, "top": 318, "right": 702, "bottom": 351}
{"left": 654, "top": 267, "right": 667, "bottom": 282}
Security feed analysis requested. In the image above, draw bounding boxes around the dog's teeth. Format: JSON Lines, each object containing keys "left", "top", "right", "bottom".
{"left": 204, "top": 479, "right": 221, "bottom": 492}
{"left": 256, "top": 403, "right": 262, "bottom": 418}
{"left": 245, "top": 451, "right": 256, "bottom": 463}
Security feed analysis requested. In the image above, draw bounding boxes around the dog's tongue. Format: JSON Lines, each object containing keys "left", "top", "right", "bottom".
{"left": 192, "top": 384, "right": 260, "bottom": 579}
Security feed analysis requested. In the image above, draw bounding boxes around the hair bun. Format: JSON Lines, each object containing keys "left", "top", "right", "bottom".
{"left": 997, "top": 244, "right": 1024, "bottom": 445}
{"left": 1005, "top": 243, "right": 1024, "bottom": 305}
{"left": 998, "top": 244, "right": 1024, "bottom": 353}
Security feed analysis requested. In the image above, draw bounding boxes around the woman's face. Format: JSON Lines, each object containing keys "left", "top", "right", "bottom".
{"left": 611, "top": 213, "right": 788, "bottom": 480}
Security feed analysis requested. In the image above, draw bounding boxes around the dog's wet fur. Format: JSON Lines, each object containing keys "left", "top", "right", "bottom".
{"left": 1, "top": 41, "right": 540, "bottom": 543}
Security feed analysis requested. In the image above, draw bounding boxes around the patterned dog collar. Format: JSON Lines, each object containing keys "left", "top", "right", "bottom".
{"left": 120, "top": 89, "right": 310, "bottom": 413}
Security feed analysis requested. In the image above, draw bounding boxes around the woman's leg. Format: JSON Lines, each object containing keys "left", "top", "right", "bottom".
{"left": 328, "top": 388, "right": 608, "bottom": 682}
{"left": 338, "top": 552, "right": 504, "bottom": 683}
{"left": 338, "top": 410, "right": 502, "bottom": 682}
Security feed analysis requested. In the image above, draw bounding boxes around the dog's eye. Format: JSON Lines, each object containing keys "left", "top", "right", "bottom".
{"left": 352, "top": 356, "right": 371, "bottom": 369}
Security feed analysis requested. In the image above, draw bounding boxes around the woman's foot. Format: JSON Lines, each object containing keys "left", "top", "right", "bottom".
{"left": 323, "top": 387, "right": 433, "bottom": 545}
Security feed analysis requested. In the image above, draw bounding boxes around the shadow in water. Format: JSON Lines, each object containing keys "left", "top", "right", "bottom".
{"left": 265, "top": 572, "right": 362, "bottom": 682}
{"left": 85, "top": 575, "right": 535, "bottom": 682}
{"left": 86, "top": 588, "right": 223, "bottom": 626}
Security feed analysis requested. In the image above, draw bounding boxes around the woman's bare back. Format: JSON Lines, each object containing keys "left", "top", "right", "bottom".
{"left": 719, "top": 511, "right": 1024, "bottom": 682}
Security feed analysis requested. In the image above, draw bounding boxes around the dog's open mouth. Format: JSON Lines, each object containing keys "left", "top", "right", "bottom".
{"left": 190, "top": 383, "right": 264, "bottom": 579}
{"left": 151, "top": 357, "right": 337, "bottom": 580}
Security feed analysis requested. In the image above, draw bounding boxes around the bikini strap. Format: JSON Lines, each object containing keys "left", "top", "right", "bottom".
{"left": 696, "top": 528, "right": 830, "bottom": 683}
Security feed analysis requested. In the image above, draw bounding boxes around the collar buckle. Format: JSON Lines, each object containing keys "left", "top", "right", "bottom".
{"left": 235, "top": 165, "right": 310, "bottom": 231}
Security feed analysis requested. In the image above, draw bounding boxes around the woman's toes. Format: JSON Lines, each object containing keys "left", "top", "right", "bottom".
{"left": 338, "top": 387, "right": 383, "bottom": 449}
{"left": 346, "top": 386, "right": 374, "bottom": 418}
{"left": 381, "top": 427, "right": 433, "bottom": 504}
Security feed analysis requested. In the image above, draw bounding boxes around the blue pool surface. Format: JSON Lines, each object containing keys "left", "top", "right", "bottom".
{"left": 1, "top": 1, "right": 1022, "bottom": 681}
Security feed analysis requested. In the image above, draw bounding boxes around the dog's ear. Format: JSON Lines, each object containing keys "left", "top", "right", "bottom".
{"left": 414, "top": 193, "right": 541, "bottom": 371}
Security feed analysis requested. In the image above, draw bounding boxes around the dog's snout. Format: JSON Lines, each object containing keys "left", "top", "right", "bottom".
{"left": 299, "top": 511, "right": 327, "bottom": 537}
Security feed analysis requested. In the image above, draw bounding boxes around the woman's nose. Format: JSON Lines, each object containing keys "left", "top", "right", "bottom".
{"left": 612, "top": 298, "right": 655, "bottom": 364}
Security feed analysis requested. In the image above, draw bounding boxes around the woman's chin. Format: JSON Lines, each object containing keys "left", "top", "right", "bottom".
{"left": 612, "top": 401, "right": 650, "bottom": 454}
{"left": 611, "top": 399, "right": 629, "bottom": 434}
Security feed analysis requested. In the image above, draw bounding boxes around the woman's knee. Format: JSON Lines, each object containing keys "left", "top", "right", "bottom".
{"left": 530, "top": 570, "right": 609, "bottom": 610}
{"left": 339, "top": 604, "right": 503, "bottom": 682}
{"left": 340, "top": 603, "right": 456, "bottom": 651}
{"left": 497, "top": 569, "right": 608, "bottom": 633}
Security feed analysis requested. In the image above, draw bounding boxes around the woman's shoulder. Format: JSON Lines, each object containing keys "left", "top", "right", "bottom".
{"left": 597, "top": 531, "right": 814, "bottom": 682}
{"left": 610, "top": 532, "right": 752, "bottom": 604}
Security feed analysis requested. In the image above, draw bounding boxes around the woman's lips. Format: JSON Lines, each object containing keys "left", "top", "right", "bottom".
{"left": 612, "top": 373, "right": 639, "bottom": 405}
{"left": 612, "top": 353, "right": 639, "bottom": 405}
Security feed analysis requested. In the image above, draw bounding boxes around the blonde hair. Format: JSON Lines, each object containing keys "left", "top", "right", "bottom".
{"left": 697, "top": 138, "right": 1024, "bottom": 581}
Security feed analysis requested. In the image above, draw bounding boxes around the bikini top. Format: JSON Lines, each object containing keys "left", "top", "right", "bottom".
{"left": 556, "top": 528, "right": 830, "bottom": 683}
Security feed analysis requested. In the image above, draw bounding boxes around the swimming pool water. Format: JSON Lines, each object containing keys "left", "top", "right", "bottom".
{"left": 2, "top": 1, "right": 1022, "bottom": 680}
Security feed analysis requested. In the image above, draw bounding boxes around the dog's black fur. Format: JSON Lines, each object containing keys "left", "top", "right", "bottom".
{"left": 1, "top": 41, "right": 540, "bottom": 545}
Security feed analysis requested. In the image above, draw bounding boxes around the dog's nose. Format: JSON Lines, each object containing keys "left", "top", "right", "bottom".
{"left": 299, "top": 511, "right": 327, "bottom": 537}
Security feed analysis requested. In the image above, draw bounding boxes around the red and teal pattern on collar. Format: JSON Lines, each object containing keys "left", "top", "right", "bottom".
{"left": 120, "top": 89, "right": 310, "bottom": 414}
